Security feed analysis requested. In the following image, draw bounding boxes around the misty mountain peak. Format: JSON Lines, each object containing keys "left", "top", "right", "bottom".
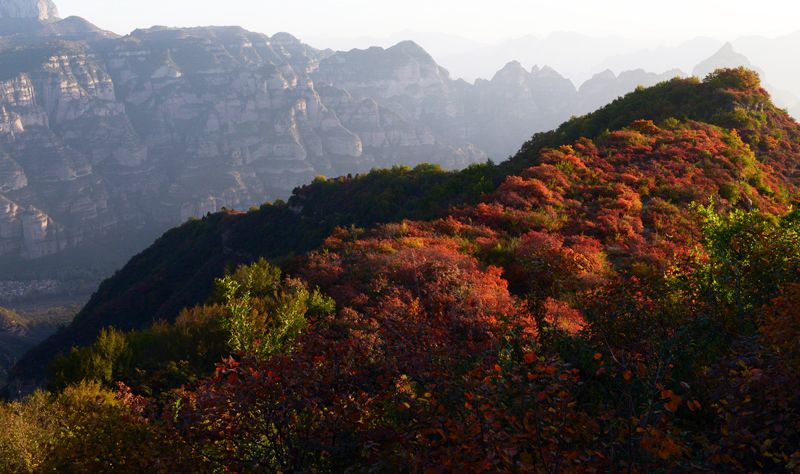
{"left": 501, "top": 60, "right": 525, "bottom": 71}
{"left": 532, "top": 65, "right": 566, "bottom": 79}
{"left": 0, "top": 0, "right": 59, "bottom": 22}
{"left": 693, "top": 42, "right": 753, "bottom": 79}
{"left": 589, "top": 69, "right": 617, "bottom": 82}
{"left": 270, "top": 31, "right": 302, "bottom": 46}
{"left": 492, "top": 60, "right": 528, "bottom": 81}
{"left": 387, "top": 40, "right": 432, "bottom": 59}
{"left": 719, "top": 41, "right": 735, "bottom": 54}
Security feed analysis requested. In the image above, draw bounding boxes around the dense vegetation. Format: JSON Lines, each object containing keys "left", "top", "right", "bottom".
{"left": 3, "top": 68, "right": 800, "bottom": 471}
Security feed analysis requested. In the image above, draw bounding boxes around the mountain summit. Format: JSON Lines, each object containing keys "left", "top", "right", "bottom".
{"left": 0, "top": 0, "right": 59, "bottom": 22}
{"left": 693, "top": 42, "right": 753, "bottom": 79}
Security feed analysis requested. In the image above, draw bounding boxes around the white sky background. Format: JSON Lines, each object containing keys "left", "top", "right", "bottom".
{"left": 56, "top": 0, "right": 799, "bottom": 44}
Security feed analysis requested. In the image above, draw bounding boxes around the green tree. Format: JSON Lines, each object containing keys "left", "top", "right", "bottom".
{"left": 50, "top": 328, "right": 131, "bottom": 389}
{"left": 214, "top": 258, "right": 334, "bottom": 359}
{"left": 692, "top": 203, "right": 800, "bottom": 326}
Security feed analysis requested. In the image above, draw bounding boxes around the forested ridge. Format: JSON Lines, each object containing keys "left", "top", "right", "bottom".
{"left": 3, "top": 68, "right": 800, "bottom": 472}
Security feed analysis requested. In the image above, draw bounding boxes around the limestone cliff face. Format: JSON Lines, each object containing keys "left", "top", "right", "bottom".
{"left": 0, "top": 24, "right": 684, "bottom": 264}
{"left": 0, "top": 0, "right": 58, "bottom": 22}
{"left": 315, "top": 41, "right": 457, "bottom": 119}
{"left": 0, "top": 28, "right": 490, "bottom": 261}
{"left": 0, "top": 197, "right": 66, "bottom": 258}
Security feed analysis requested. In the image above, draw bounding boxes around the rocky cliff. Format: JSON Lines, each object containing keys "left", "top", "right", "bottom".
{"left": 0, "top": 0, "right": 58, "bottom": 22}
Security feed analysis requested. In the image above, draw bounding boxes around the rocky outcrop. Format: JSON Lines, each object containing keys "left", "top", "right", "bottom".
{"left": 315, "top": 41, "right": 457, "bottom": 119}
{"left": 464, "top": 62, "right": 577, "bottom": 157}
{"left": 0, "top": 197, "right": 66, "bottom": 258}
{"left": 0, "top": 0, "right": 58, "bottom": 22}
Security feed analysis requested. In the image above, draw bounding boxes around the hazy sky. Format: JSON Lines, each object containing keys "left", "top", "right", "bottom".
{"left": 56, "top": 0, "right": 799, "bottom": 44}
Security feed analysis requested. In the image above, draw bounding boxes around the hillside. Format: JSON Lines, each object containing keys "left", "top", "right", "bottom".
{"left": 0, "top": 301, "right": 79, "bottom": 386}
{"left": 1, "top": 67, "right": 797, "bottom": 471}
{"left": 9, "top": 67, "right": 799, "bottom": 388}
{"left": 0, "top": 307, "right": 26, "bottom": 368}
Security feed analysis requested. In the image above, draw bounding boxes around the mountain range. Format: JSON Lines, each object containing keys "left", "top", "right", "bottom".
{"left": 363, "top": 30, "right": 800, "bottom": 105}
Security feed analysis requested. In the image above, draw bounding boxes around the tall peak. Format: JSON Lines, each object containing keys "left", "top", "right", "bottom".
{"left": 502, "top": 60, "right": 524, "bottom": 70}
{"left": 387, "top": 40, "right": 431, "bottom": 58}
{"left": 693, "top": 42, "right": 753, "bottom": 79}
{"left": 533, "top": 65, "right": 565, "bottom": 79}
{"left": 270, "top": 32, "right": 301, "bottom": 46}
{"left": 0, "top": 0, "right": 59, "bottom": 22}
{"left": 490, "top": 61, "right": 529, "bottom": 82}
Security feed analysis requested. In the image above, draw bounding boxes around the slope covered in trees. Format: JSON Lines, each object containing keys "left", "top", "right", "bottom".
{"left": 11, "top": 67, "right": 796, "bottom": 387}
{"left": 3, "top": 68, "right": 800, "bottom": 472}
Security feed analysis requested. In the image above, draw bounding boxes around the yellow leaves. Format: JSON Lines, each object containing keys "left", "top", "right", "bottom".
{"left": 395, "top": 374, "right": 415, "bottom": 396}
{"left": 376, "top": 241, "right": 397, "bottom": 254}
{"left": 398, "top": 236, "right": 426, "bottom": 249}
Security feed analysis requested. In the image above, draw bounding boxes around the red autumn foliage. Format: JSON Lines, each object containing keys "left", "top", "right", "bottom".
{"left": 39, "top": 72, "right": 800, "bottom": 472}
